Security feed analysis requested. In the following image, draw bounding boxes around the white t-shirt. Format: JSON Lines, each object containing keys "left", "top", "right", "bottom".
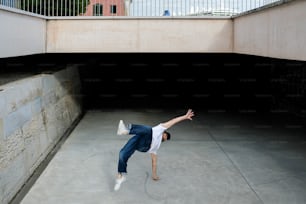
{"left": 148, "top": 124, "right": 167, "bottom": 155}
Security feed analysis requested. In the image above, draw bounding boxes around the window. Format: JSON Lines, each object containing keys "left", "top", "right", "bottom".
{"left": 93, "top": 4, "right": 103, "bottom": 16}
{"left": 110, "top": 5, "right": 117, "bottom": 14}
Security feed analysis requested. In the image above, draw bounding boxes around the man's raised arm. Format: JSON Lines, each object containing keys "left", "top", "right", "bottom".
{"left": 161, "top": 109, "right": 195, "bottom": 129}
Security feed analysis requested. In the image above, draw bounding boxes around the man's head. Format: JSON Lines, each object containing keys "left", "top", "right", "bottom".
{"left": 162, "top": 131, "right": 171, "bottom": 142}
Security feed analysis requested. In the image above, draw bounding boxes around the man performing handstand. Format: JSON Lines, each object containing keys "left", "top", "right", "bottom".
{"left": 114, "top": 109, "right": 195, "bottom": 191}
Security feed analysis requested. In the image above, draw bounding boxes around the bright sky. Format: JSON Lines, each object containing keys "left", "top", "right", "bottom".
{"left": 130, "top": 0, "right": 280, "bottom": 16}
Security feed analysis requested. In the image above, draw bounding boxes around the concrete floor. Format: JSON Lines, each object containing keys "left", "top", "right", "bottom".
{"left": 19, "top": 109, "right": 306, "bottom": 204}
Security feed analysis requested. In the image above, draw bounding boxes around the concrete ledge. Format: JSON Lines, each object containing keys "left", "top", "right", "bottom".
{"left": 0, "top": 8, "right": 46, "bottom": 58}
{"left": 234, "top": 0, "right": 306, "bottom": 61}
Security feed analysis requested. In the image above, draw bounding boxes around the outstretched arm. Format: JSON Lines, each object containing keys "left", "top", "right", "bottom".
{"left": 161, "top": 109, "right": 195, "bottom": 129}
{"left": 151, "top": 153, "right": 159, "bottom": 181}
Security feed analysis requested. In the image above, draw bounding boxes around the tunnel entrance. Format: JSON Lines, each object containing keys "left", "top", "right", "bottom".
{"left": 77, "top": 53, "right": 306, "bottom": 129}
{"left": 1, "top": 53, "right": 305, "bottom": 117}
{"left": 78, "top": 53, "right": 281, "bottom": 111}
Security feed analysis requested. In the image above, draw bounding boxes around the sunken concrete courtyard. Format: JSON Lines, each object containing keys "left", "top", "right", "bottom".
{"left": 1, "top": 0, "right": 306, "bottom": 203}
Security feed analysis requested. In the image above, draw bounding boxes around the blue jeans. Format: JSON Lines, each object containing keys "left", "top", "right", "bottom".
{"left": 118, "top": 124, "right": 152, "bottom": 173}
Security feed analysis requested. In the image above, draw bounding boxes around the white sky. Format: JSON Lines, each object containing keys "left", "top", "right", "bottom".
{"left": 130, "top": 0, "right": 280, "bottom": 16}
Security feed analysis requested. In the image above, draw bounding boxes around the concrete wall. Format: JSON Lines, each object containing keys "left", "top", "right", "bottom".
{"left": 46, "top": 18, "right": 233, "bottom": 53}
{"left": 234, "top": 0, "right": 306, "bottom": 61}
{"left": 0, "top": 66, "right": 82, "bottom": 204}
{"left": 0, "top": 7, "right": 46, "bottom": 58}
{"left": 2, "top": 0, "right": 306, "bottom": 61}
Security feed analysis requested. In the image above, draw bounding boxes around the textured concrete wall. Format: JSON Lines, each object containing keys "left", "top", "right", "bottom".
{"left": 46, "top": 18, "right": 233, "bottom": 53}
{"left": 234, "top": 0, "right": 306, "bottom": 61}
{"left": 0, "top": 66, "right": 81, "bottom": 204}
{"left": 0, "top": 8, "right": 46, "bottom": 58}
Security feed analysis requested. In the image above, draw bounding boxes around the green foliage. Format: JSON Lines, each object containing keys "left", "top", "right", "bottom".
{"left": 20, "top": 0, "right": 90, "bottom": 16}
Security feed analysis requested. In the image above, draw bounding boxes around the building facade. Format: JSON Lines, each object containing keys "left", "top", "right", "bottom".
{"left": 83, "top": 0, "right": 131, "bottom": 16}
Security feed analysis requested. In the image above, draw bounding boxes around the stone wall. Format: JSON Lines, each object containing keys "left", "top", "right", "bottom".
{"left": 0, "top": 65, "right": 82, "bottom": 204}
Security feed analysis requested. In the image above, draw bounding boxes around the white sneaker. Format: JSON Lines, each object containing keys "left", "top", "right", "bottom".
{"left": 117, "top": 120, "right": 129, "bottom": 135}
{"left": 114, "top": 175, "right": 126, "bottom": 191}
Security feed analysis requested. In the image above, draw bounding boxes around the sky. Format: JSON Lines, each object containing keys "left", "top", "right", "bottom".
{"left": 129, "top": 0, "right": 280, "bottom": 16}
{"left": 0, "top": 0, "right": 281, "bottom": 17}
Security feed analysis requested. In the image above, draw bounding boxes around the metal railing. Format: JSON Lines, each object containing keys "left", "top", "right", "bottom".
{"left": 0, "top": 0, "right": 285, "bottom": 17}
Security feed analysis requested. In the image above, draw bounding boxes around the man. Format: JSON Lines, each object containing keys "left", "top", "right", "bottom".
{"left": 114, "top": 109, "right": 195, "bottom": 191}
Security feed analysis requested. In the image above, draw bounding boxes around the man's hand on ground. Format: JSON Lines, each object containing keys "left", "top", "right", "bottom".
{"left": 152, "top": 175, "right": 160, "bottom": 181}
